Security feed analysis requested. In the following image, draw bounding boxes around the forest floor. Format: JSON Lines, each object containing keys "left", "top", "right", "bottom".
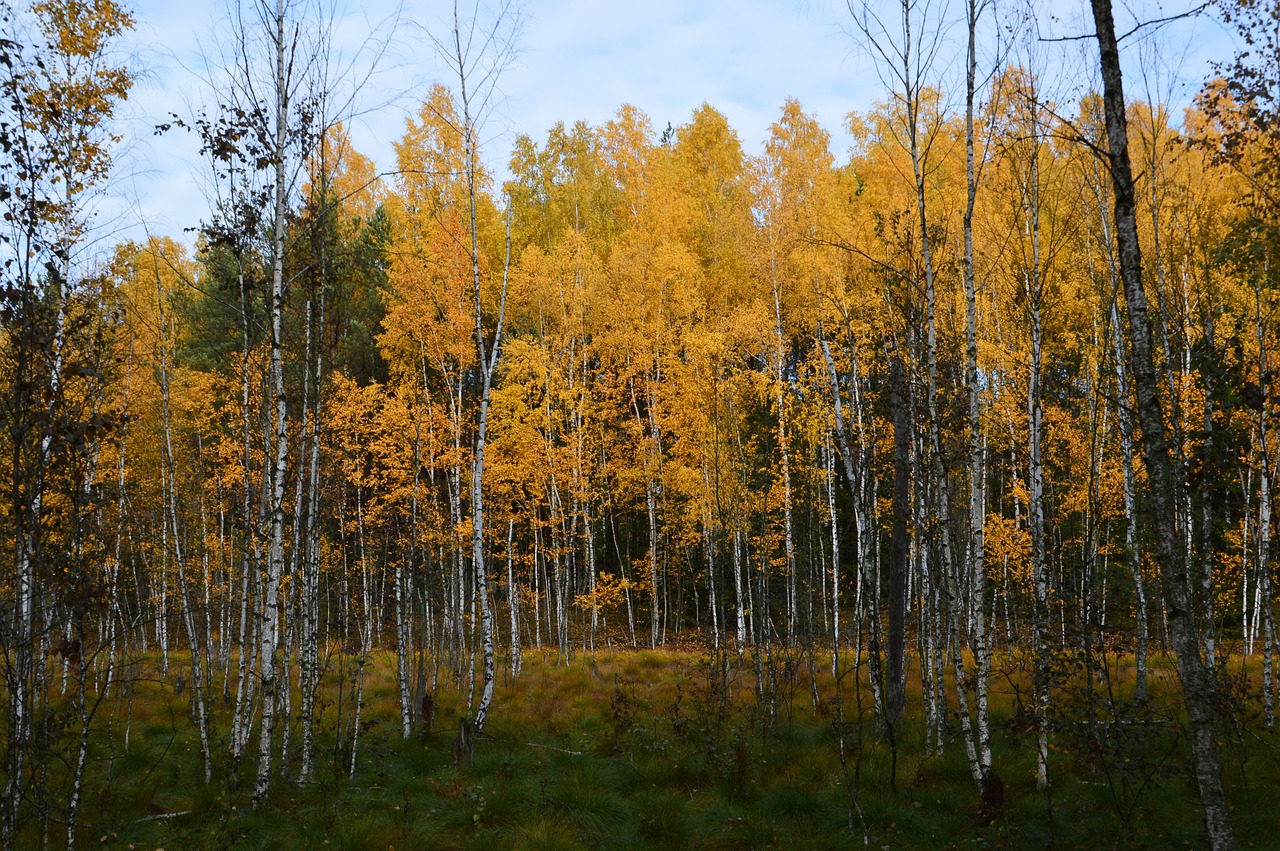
{"left": 68, "top": 644, "right": 1280, "bottom": 849}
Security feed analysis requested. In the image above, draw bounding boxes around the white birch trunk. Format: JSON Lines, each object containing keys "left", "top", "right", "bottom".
{"left": 254, "top": 0, "right": 293, "bottom": 805}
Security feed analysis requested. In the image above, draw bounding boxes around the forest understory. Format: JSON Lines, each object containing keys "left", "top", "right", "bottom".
{"left": 22, "top": 645, "right": 1280, "bottom": 850}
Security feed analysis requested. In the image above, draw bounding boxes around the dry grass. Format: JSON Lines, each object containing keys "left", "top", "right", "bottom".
{"left": 24, "top": 644, "right": 1280, "bottom": 848}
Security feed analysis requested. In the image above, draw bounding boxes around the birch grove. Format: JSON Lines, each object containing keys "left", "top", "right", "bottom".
{"left": 1, "top": 0, "right": 1279, "bottom": 847}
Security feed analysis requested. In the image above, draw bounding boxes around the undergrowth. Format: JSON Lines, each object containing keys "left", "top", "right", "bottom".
{"left": 42, "top": 645, "right": 1280, "bottom": 849}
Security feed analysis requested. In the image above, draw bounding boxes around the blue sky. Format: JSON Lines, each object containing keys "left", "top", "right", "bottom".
{"left": 113, "top": 0, "right": 1233, "bottom": 249}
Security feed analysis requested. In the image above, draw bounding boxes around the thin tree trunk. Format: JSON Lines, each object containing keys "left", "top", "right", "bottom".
{"left": 254, "top": 0, "right": 293, "bottom": 806}
{"left": 887, "top": 354, "right": 909, "bottom": 727}
{"left": 963, "top": 0, "right": 991, "bottom": 777}
{"left": 156, "top": 260, "right": 212, "bottom": 785}
{"left": 1110, "top": 297, "right": 1148, "bottom": 699}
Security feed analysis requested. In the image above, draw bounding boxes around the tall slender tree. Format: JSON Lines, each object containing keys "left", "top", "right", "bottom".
{"left": 1089, "top": 0, "right": 1236, "bottom": 845}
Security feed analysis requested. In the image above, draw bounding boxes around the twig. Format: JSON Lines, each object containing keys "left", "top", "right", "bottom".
{"left": 526, "top": 742, "right": 584, "bottom": 756}
{"left": 130, "top": 811, "right": 192, "bottom": 825}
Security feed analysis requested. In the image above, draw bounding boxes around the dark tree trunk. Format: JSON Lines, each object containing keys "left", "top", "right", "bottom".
{"left": 887, "top": 353, "right": 909, "bottom": 725}
{"left": 1089, "top": 1, "right": 1236, "bottom": 846}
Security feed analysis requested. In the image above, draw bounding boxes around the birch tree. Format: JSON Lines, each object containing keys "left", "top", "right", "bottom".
{"left": 0, "top": 1, "right": 133, "bottom": 843}
{"left": 423, "top": 0, "right": 521, "bottom": 733}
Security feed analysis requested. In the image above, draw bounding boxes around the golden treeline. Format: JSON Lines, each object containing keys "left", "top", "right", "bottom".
{"left": 98, "top": 77, "right": 1272, "bottom": 668}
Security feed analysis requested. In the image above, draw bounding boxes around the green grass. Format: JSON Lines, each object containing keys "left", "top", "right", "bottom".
{"left": 23, "top": 646, "right": 1280, "bottom": 849}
